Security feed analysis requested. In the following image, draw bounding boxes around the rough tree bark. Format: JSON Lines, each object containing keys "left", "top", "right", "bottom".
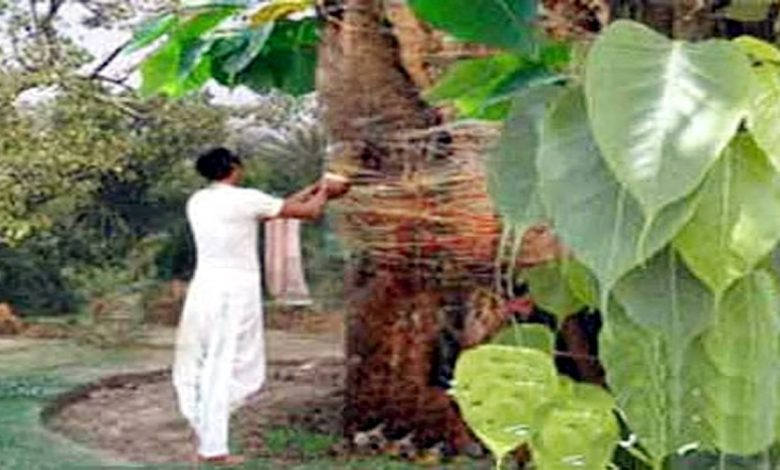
{"left": 317, "top": 0, "right": 510, "bottom": 454}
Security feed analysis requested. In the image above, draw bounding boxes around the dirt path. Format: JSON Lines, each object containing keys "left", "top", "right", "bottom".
{"left": 44, "top": 326, "right": 345, "bottom": 465}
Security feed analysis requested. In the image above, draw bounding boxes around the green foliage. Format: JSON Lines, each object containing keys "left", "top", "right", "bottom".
{"left": 125, "top": 13, "right": 179, "bottom": 54}
{"left": 136, "top": 1, "right": 319, "bottom": 98}
{"left": 538, "top": 88, "right": 697, "bottom": 294}
{"left": 424, "top": 48, "right": 567, "bottom": 120}
{"left": 613, "top": 248, "right": 714, "bottom": 343}
{"left": 735, "top": 36, "right": 780, "bottom": 173}
{"left": 407, "top": 0, "right": 537, "bottom": 53}
{"left": 525, "top": 260, "right": 585, "bottom": 321}
{"left": 452, "top": 344, "right": 619, "bottom": 468}
{"left": 425, "top": 11, "right": 780, "bottom": 467}
{"left": 452, "top": 345, "right": 560, "bottom": 464}
{"left": 485, "top": 86, "right": 558, "bottom": 232}
{"left": 532, "top": 381, "right": 619, "bottom": 470}
{"left": 585, "top": 20, "right": 754, "bottom": 222}
{"left": 423, "top": 42, "right": 569, "bottom": 120}
{"left": 720, "top": 0, "right": 775, "bottom": 21}
{"left": 698, "top": 271, "right": 780, "bottom": 455}
{"left": 0, "top": 71, "right": 226, "bottom": 314}
{"left": 491, "top": 322, "right": 555, "bottom": 353}
{"left": 675, "top": 134, "right": 780, "bottom": 295}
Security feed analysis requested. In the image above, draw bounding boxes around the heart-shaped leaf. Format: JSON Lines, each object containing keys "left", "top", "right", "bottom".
{"left": 675, "top": 134, "right": 780, "bottom": 295}
{"left": 452, "top": 345, "right": 559, "bottom": 464}
{"left": 532, "top": 381, "right": 619, "bottom": 470}
{"left": 487, "top": 85, "right": 562, "bottom": 233}
{"left": 538, "top": 87, "right": 698, "bottom": 295}
{"left": 735, "top": 36, "right": 780, "bottom": 173}
{"left": 585, "top": 20, "right": 753, "bottom": 221}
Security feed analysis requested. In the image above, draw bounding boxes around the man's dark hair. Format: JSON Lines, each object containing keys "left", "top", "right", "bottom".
{"left": 195, "top": 147, "right": 242, "bottom": 181}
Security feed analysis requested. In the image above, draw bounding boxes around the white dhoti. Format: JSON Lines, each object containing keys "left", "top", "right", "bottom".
{"left": 172, "top": 267, "right": 266, "bottom": 457}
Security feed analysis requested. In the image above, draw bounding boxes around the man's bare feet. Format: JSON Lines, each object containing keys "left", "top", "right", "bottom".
{"left": 197, "top": 454, "right": 247, "bottom": 466}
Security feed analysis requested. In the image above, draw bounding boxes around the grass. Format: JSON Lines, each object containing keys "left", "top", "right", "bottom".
{"left": 261, "top": 427, "right": 340, "bottom": 459}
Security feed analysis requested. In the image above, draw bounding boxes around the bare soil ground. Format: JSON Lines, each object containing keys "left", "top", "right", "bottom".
{"left": 46, "top": 312, "right": 347, "bottom": 465}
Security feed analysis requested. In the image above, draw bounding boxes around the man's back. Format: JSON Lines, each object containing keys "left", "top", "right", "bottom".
{"left": 187, "top": 183, "right": 283, "bottom": 272}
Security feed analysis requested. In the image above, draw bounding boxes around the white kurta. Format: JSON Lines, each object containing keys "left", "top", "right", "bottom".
{"left": 173, "top": 182, "right": 283, "bottom": 458}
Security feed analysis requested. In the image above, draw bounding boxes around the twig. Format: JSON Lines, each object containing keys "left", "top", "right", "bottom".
{"left": 89, "top": 40, "right": 131, "bottom": 79}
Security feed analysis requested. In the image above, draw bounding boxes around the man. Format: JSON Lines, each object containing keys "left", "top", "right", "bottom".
{"left": 173, "top": 147, "right": 348, "bottom": 465}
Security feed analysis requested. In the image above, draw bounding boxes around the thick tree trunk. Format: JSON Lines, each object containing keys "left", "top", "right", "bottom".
{"left": 317, "top": 0, "right": 511, "bottom": 455}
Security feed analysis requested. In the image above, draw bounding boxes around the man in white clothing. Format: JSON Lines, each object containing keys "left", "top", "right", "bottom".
{"left": 173, "top": 147, "right": 348, "bottom": 465}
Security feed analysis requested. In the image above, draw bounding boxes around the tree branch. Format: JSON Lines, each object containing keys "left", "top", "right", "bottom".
{"left": 89, "top": 40, "right": 131, "bottom": 79}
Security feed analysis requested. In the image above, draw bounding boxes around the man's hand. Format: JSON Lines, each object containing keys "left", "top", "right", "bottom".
{"left": 277, "top": 180, "right": 328, "bottom": 220}
{"left": 323, "top": 173, "right": 351, "bottom": 199}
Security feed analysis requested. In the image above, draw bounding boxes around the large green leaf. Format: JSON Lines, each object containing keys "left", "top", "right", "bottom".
{"left": 599, "top": 302, "right": 704, "bottom": 465}
{"left": 221, "top": 24, "right": 275, "bottom": 76}
{"left": 526, "top": 260, "right": 585, "bottom": 321}
{"left": 695, "top": 270, "right": 780, "bottom": 455}
{"left": 425, "top": 53, "right": 525, "bottom": 118}
{"left": 425, "top": 47, "right": 568, "bottom": 119}
{"left": 233, "top": 19, "right": 318, "bottom": 95}
{"left": 452, "top": 345, "right": 559, "bottom": 464}
{"left": 538, "top": 88, "right": 698, "bottom": 295}
{"left": 609, "top": 249, "right": 715, "bottom": 460}
{"left": 408, "top": 0, "right": 536, "bottom": 53}
{"left": 675, "top": 134, "right": 780, "bottom": 295}
{"left": 585, "top": 20, "right": 753, "bottom": 221}
{"left": 139, "top": 39, "right": 182, "bottom": 98}
{"left": 532, "top": 382, "right": 619, "bottom": 470}
{"left": 613, "top": 248, "right": 714, "bottom": 343}
{"left": 602, "top": 271, "right": 780, "bottom": 462}
{"left": 735, "top": 36, "right": 780, "bottom": 173}
{"left": 124, "top": 13, "right": 178, "bottom": 54}
{"left": 139, "top": 6, "right": 239, "bottom": 98}
{"left": 486, "top": 85, "right": 562, "bottom": 232}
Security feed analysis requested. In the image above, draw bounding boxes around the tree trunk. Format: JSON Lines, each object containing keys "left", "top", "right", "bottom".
{"left": 317, "top": 0, "right": 514, "bottom": 454}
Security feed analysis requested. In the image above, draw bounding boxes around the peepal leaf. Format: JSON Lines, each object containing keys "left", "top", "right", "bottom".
{"left": 234, "top": 19, "right": 318, "bottom": 95}
{"left": 585, "top": 20, "right": 753, "bottom": 220}
{"left": 695, "top": 271, "right": 780, "bottom": 455}
{"left": 221, "top": 23, "right": 275, "bottom": 75}
{"left": 140, "top": 39, "right": 182, "bottom": 97}
{"left": 564, "top": 257, "right": 599, "bottom": 308}
{"left": 613, "top": 248, "right": 714, "bottom": 343}
{"left": 408, "top": 0, "right": 536, "bottom": 53}
{"left": 735, "top": 36, "right": 780, "bottom": 173}
{"left": 602, "top": 270, "right": 780, "bottom": 462}
{"left": 532, "top": 382, "right": 619, "bottom": 470}
{"left": 675, "top": 134, "right": 780, "bottom": 294}
{"left": 487, "top": 85, "right": 562, "bottom": 231}
{"left": 538, "top": 88, "right": 698, "bottom": 294}
{"left": 526, "top": 260, "right": 584, "bottom": 321}
{"left": 599, "top": 302, "right": 705, "bottom": 465}
{"left": 452, "top": 345, "right": 559, "bottom": 463}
